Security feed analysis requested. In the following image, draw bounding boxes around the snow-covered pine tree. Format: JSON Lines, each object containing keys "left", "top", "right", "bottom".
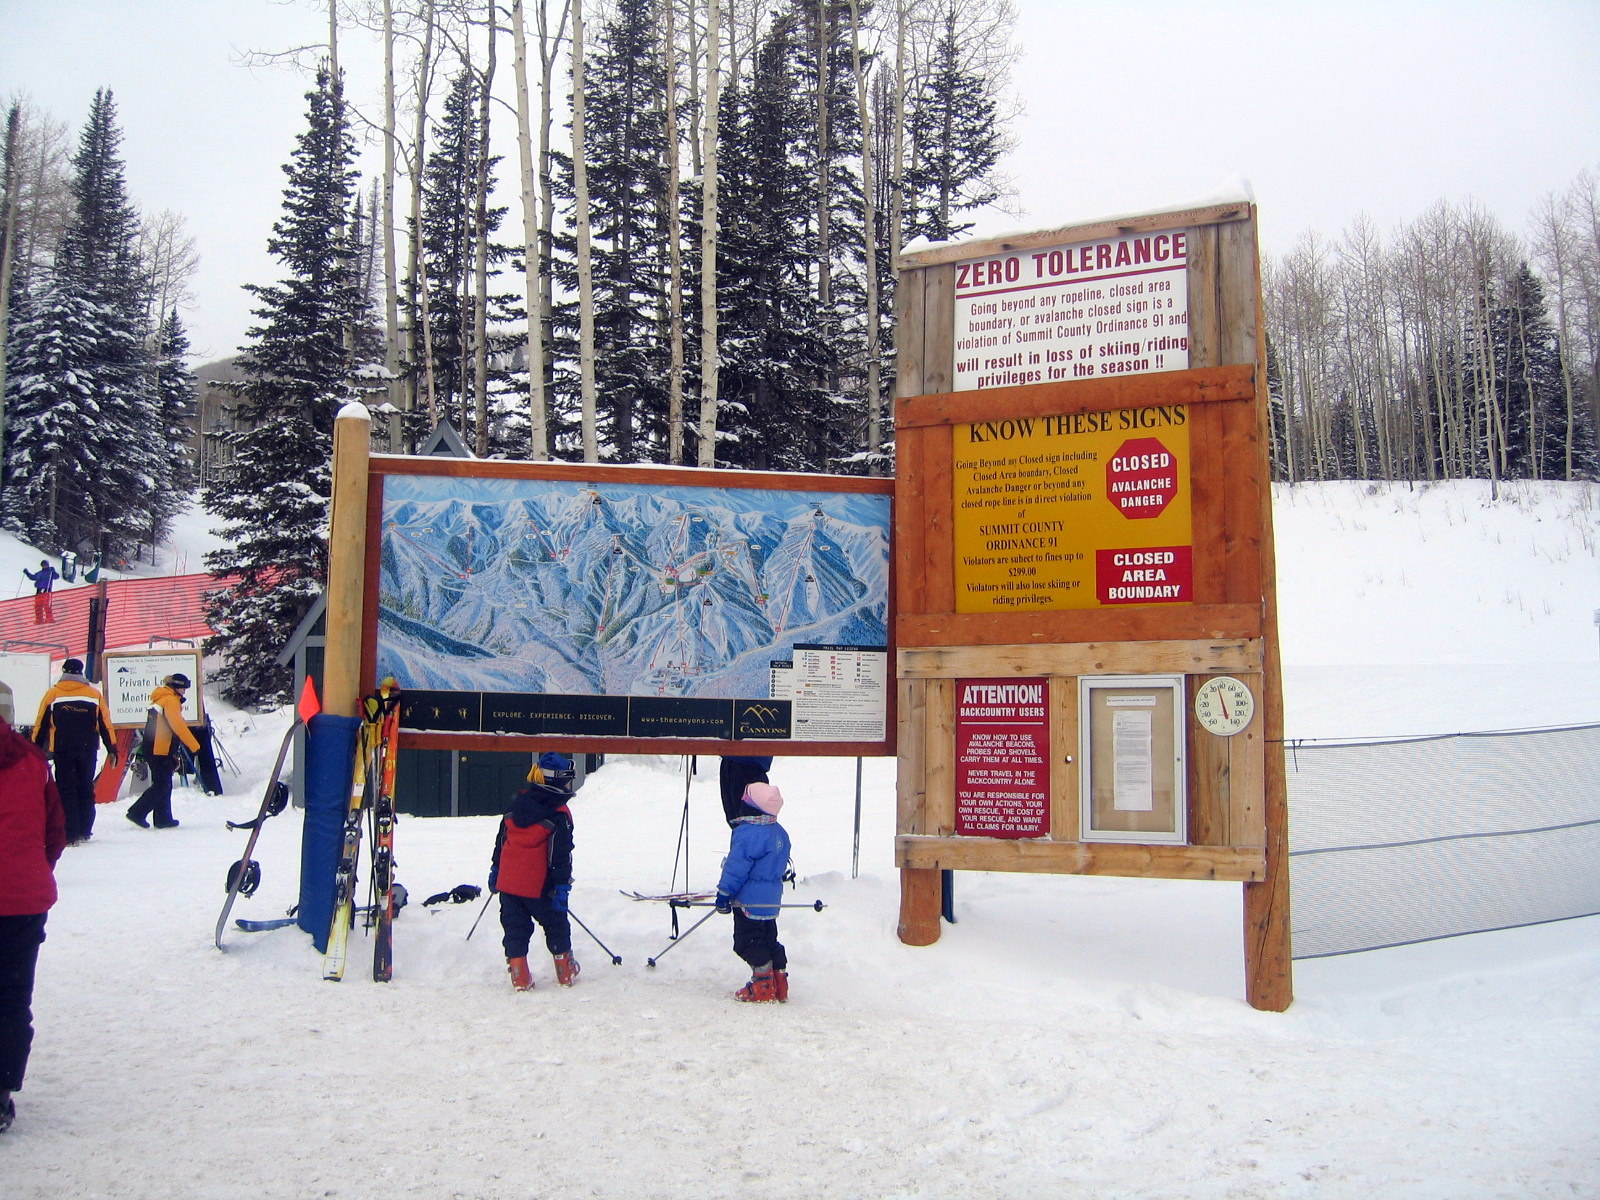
{"left": 149, "top": 310, "right": 197, "bottom": 540}
{"left": 712, "top": 15, "right": 839, "bottom": 472}
{"left": 904, "top": 6, "right": 1005, "bottom": 243}
{"left": 412, "top": 68, "right": 518, "bottom": 453}
{"left": 562, "top": 0, "right": 672, "bottom": 463}
{"left": 2, "top": 89, "right": 163, "bottom": 557}
{"left": 1494, "top": 264, "right": 1595, "bottom": 480}
{"left": 203, "top": 67, "right": 370, "bottom": 709}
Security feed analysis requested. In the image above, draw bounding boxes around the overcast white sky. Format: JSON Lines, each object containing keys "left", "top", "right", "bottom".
{"left": 3, "top": 0, "right": 1598, "bottom": 363}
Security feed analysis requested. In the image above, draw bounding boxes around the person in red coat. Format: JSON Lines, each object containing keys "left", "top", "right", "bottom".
{"left": 0, "top": 713, "right": 66, "bottom": 1133}
{"left": 488, "top": 777, "right": 578, "bottom": 991}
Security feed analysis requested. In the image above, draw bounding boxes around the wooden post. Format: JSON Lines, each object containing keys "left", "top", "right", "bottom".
{"left": 898, "top": 866, "right": 942, "bottom": 945}
{"left": 323, "top": 403, "right": 372, "bottom": 718}
{"left": 1242, "top": 236, "right": 1294, "bottom": 1013}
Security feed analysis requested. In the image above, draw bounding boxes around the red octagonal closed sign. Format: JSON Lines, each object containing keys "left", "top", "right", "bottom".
{"left": 1106, "top": 437, "right": 1178, "bottom": 519}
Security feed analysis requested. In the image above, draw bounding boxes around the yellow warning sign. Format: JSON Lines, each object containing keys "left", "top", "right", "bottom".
{"left": 952, "top": 406, "right": 1193, "bottom": 611}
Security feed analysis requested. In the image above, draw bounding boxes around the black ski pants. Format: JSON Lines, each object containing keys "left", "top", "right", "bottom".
{"left": 53, "top": 749, "right": 99, "bottom": 842}
{"left": 498, "top": 893, "right": 572, "bottom": 958}
{"left": 732, "top": 910, "right": 786, "bottom": 972}
{"left": 0, "top": 913, "right": 47, "bottom": 1092}
{"left": 129, "top": 756, "right": 178, "bottom": 826}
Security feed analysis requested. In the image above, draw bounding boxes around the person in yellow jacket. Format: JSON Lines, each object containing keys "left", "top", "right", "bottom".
{"left": 126, "top": 674, "right": 201, "bottom": 830}
{"left": 32, "top": 658, "right": 117, "bottom": 845}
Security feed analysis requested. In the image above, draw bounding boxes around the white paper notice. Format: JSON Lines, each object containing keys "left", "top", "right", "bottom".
{"left": 1112, "top": 708, "right": 1154, "bottom": 811}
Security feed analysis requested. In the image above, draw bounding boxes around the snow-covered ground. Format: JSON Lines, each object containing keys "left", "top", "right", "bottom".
{"left": 4, "top": 480, "right": 1598, "bottom": 1199}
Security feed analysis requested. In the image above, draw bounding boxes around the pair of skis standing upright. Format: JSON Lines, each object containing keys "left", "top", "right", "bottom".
{"left": 324, "top": 680, "right": 403, "bottom": 982}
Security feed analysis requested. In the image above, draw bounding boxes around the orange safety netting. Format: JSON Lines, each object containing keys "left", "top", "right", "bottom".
{"left": 0, "top": 573, "right": 220, "bottom": 656}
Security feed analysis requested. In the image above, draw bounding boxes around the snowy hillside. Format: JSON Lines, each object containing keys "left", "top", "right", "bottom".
{"left": 3, "top": 480, "right": 1597, "bottom": 1199}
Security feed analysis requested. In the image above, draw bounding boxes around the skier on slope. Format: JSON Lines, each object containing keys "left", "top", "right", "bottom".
{"left": 21, "top": 561, "right": 58, "bottom": 624}
{"left": 32, "top": 658, "right": 118, "bottom": 845}
{"left": 488, "top": 766, "right": 579, "bottom": 991}
{"left": 714, "top": 782, "right": 792, "bottom": 1003}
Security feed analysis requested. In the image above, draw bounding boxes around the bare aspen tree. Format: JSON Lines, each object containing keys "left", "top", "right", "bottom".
{"left": 382, "top": 0, "right": 404, "bottom": 435}
{"left": 0, "top": 106, "right": 20, "bottom": 470}
{"left": 537, "top": 2, "right": 570, "bottom": 454}
{"left": 471, "top": 5, "right": 497, "bottom": 455}
{"left": 696, "top": 0, "right": 723, "bottom": 467}
{"left": 137, "top": 210, "right": 200, "bottom": 326}
{"left": 511, "top": 0, "right": 549, "bottom": 458}
{"left": 814, "top": 1, "right": 832, "bottom": 338}
{"left": 411, "top": 2, "right": 441, "bottom": 426}
{"left": 664, "top": 0, "right": 686, "bottom": 463}
{"left": 848, "top": 0, "right": 882, "bottom": 470}
{"left": 571, "top": 0, "right": 598, "bottom": 461}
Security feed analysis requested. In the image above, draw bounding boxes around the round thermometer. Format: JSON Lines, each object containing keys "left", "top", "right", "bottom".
{"left": 1194, "top": 676, "right": 1255, "bottom": 736}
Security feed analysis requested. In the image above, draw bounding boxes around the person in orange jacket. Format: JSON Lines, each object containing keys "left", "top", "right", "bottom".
{"left": 32, "top": 658, "right": 117, "bottom": 845}
{"left": 126, "top": 674, "right": 200, "bottom": 830}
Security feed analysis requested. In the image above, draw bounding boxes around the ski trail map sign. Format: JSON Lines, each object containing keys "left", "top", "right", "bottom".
{"left": 362, "top": 459, "right": 894, "bottom": 756}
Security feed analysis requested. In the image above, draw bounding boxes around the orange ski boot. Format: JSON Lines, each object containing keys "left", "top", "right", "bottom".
{"left": 553, "top": 952, "right": 581, "bottom": 987}
{"left": 733, "top": 969, "right": 779, "bottom": 1003}
{"left": 507, "top": 956, "right": 534, "bottom": 991}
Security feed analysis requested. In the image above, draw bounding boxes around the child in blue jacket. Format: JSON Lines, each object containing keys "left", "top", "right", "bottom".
{"left": 714, "top": 782, "right": 791, "bottom": 1003}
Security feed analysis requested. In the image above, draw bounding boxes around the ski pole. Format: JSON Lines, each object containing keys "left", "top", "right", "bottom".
{"left": 645, "top": 908, "right": 721, "bottom": 968}
{"left": 567, "top": 908, "right": 623, "bottom": 965}
{"left": 465, "top": 889, "right": 494, "bottom": 941}
{"left": 667, "top": 899, "right": 827, "bottom": 912}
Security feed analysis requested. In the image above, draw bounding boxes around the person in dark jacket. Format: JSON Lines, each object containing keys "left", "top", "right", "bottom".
{"left": 22, "top": 561, "right": 58, "bottom": 624}
{"left": 714, "top": 782, "right": 792, "bottom": 1003}
{"left": 33, "top": 658, "right": 118, "bottom": 844}
{"left": 0, "top": 712, "right": 66, "bottom": 1133}
{"left": 718, "top": 755, "right": 772, "bottom": 827}
{"left": 489, "top": 774, "right": 578, "bottom": 991}
{"left": 126, "top": 674, "right": 201, "bottom": 830}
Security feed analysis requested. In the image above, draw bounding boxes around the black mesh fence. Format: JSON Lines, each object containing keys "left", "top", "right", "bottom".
{"left": 1286, "top": 723, "right": 1600, "bottom": 958}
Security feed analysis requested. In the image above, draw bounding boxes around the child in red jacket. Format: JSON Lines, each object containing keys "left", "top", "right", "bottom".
{"left": 489, "top": 776, "right": 578, "bottom": 991}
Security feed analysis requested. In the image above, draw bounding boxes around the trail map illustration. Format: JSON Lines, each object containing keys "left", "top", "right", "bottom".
{"left": 375, "top": 472, "right": 891, "bottom": 741}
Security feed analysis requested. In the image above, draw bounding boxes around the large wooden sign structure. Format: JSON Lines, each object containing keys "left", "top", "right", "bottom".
{"left": 893, "top": 201, "right": 1292, "bottom": 1011}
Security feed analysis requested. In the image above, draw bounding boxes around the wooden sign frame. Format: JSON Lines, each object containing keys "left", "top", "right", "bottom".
{"left": 892, "top": 202, "right": 1292, "bottom": 1011}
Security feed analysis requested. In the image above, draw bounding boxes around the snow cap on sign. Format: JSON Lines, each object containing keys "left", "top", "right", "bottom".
{"left": 743, "top": 782, "right": 784, "bottom": 815}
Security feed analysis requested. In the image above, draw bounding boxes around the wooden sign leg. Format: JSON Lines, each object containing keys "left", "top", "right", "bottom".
{"left": 898, "top": 866, "right": 942, "bottom": 946}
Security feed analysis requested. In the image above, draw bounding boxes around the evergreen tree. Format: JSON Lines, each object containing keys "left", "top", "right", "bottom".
{"left": 712, "top": 18, "right": 839, "bottom": 472}
{"left": 904, "top": 8, "right": 1004, "bottom": 243}
{"left": 1494, "top": 265, "right": 1576, "bottom": 480}
{"left": 2, "top": 89, "right": 162, "bottom": 556}
{"left": 149, "top": 310, "right": 197, "bottom": 538}
{"left": 203, "top": 68, "right": 368, "bottom": 709}
{"left": 571, "top": 0, "right": 672, "bottom": 462}
{"left": 412, "top": 69, "right": 517, "bottom": 448}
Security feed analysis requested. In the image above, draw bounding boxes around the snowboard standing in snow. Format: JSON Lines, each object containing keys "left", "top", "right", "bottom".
{"left": 214, "top": 721, "right": 299, "bottom": 950}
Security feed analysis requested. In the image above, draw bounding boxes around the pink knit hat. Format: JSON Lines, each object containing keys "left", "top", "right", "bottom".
{"left": 743, "top": 782, "right": 784, "bottom": 815}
